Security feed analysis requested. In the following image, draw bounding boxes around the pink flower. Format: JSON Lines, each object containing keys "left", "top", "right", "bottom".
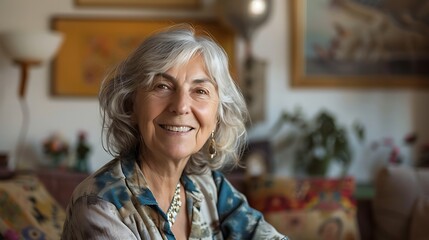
{"left": 3, "top": 229, "right": 19, "bottom": 240}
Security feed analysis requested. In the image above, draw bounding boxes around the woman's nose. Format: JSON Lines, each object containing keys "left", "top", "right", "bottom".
{"left": 169, "top": 90, "right": 190, "bottom": 115}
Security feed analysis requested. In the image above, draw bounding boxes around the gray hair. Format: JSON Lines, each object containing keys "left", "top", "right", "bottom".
{"left": 99, "top": 24, "right": 249, "bottom": 174}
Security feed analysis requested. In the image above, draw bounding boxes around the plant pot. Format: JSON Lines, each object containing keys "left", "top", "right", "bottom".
{"left": 306, "top": 157, "right": 330, "bottom": 177}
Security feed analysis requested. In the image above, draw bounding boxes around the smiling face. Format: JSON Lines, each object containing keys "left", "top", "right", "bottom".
{"left": 134, "top": 55, "right": 219, "bottom": 163}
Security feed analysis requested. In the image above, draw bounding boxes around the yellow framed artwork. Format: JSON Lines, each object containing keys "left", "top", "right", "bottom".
{"left": 290, "top": 0, "right": 429, "bottom": 88}
{"left": 74, "top": 0, "right": 199, "bottom": 8}
{"left": 51, "top": 17, "right": 236, "bottom": 96}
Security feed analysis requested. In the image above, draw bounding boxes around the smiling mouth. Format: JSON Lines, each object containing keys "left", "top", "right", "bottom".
{"left": 160, "top": 125, "right": 194, "bottom": 133}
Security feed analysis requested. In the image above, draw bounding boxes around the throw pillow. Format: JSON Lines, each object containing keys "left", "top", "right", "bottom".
{"left": 246, "top": 176, "right": 359, "bottom": 240}
{"left": 0, "top": 174, "right": 66, "bottom": 239}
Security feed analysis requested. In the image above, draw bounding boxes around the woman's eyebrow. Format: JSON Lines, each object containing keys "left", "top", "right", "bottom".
{"left": 193, "top": 78, "right": 214, "bottom": 85}
{"left": 159, "top": 73, "right": 175, "bottom": 81}
{"left": 159, "top": 73, "right": 214, "bottom": 85}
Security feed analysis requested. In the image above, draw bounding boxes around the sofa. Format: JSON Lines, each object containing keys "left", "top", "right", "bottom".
{"left": 228, "top": 165, "right": 429, "bottom": 240}
{"left": 372, "top": 165, "right": 429, "bottom": 240}
{"left": 0, "top": 173, "right": 65, "bottom": 240}
{"left": 235, "top": 175, "right": 361, "bottom": 240}
{"left": 2, "top": 166, "right": 427, "bottom": 240}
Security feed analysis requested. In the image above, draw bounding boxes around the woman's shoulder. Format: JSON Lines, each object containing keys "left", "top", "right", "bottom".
{"left": 69, "top": 158, "right": 127, "bottom": 204}
{"left": 186, "top": 169, "right": 222, "bottom": 185}
{"left": 185, "top": 170, "right": 234, "bottom": 197}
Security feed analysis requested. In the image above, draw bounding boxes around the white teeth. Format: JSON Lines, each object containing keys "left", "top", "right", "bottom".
{"left": 163, "top": 125, "right": 192, "bottom": 132}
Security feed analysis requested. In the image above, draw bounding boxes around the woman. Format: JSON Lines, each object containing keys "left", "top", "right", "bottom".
{"left": 62, "top": 24, "right": 287, "bottom": 240}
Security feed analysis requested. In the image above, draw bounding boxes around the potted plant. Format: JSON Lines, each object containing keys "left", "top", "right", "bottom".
{"left": 43, "top": 133, "right": 69, "bottom": 168}
{"left": 271, "top": 108, "right": 365, "bottom": 177}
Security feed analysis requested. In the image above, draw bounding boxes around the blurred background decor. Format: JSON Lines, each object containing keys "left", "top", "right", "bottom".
{"left": 1, "top": 1, "right": 429, "bottom": 239}
{"left": 271, "top": 108, "right": 365, "bottom": 177}
{"left": 52, "top": 17, "right": 235, "bottom": 96}
{"left": 74, "top": 0, "right": 199, "bottom": 8}
{"left": 370, "top": 132, "right": 417, "bottom": 165}
{"left": 416, "top": 143, "right": 429, "bottom": 168}
{"left": 241, "top": 140, "right": 273, "bottom": 177}
{"left": 74, "top": 131, "right": 91, "bottom": 173}
{"left": 42, "top": 133, "right": 69, "bottom": 168}
{"left": 0, "top": 31, "right": 63, "bottom": 170}
{"left": 246, "top": 175, "right": 359, "bottom": 240}
{"left": 217, "top": 0, "right": 273, "bottom": 123}
{"left": 0, "top": 31, "right": 63, "bottom": 99}
{"left": 290, "top": 0, "right": 429, "bottom": 87}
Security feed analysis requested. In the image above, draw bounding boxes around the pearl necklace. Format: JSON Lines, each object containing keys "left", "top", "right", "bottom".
{"left": 166, "top": 183, "right": 182, "bottom": 227}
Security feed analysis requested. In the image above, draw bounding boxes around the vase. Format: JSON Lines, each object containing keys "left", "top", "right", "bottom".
{"left": 306, "top": 157, "right": 330, "bottom": 177}
{"left": 74, "top": 157, "right": 88, "bottom": 173}
{"left": 49, "top": 154, "right": 65, "bottom": 168}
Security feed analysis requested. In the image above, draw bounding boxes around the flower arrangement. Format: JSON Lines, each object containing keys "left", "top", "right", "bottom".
{"left": 42, "top": 133, "right": 69, "bottom": 167}
{"left": 369, "top": 133, "right": 417, "bottom": 165}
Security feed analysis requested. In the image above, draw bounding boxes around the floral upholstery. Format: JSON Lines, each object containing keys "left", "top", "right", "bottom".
{"left": 0, "top": 174, "right": 65, "bottom": 240}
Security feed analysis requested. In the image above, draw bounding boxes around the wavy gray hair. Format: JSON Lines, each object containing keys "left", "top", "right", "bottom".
{"left": 99, "top": 24, "right": 249, "bottom": 174}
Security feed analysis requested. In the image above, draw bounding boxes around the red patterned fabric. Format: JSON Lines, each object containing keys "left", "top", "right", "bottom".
{"left": 246, "top": 176, "right": 359, "bottom": 240}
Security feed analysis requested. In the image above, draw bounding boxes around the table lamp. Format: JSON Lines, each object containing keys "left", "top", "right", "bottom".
{"left": 217, "top": 0, "right": 272, "bottom": 58}
{"left": 0, "top": 31, "right": 63, "bottom": 170}
{"left": 0, "top": 31, "right": 64, "bottom": 98}
{"left": 217, "top": 0, "right": 272, "bottom": 124}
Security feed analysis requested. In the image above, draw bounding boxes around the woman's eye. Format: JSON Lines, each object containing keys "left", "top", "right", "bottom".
{"left": 196, "top": 89, "right": 208, "bottom": 95}
{"left": 156, "top": 84, "right": 169, "bottom": 90}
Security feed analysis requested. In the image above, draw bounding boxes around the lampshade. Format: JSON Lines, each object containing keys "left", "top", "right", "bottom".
{"left": 0, "top": 31, "right": 64, "bottom": 98}
{"left": 217, "top": 0, "right": 272, "bottom": 42}
{"left": 0, "top": 31, "right": 63, "bottom": 62}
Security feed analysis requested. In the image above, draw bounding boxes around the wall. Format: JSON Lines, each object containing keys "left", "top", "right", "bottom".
{"left": 1, "top": 0, "right": 428, "bottom": 182}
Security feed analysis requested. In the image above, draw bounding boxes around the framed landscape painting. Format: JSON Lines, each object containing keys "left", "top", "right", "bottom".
{"left": 51, "top": 18, "right": 235, "bottom": 96}
{"left": 290, "top": 0, "right": 429, "bottom": 88}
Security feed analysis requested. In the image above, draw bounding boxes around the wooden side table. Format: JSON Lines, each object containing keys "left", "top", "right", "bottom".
{"left": 36, "top": 169, "right": 89, "bottom": 209}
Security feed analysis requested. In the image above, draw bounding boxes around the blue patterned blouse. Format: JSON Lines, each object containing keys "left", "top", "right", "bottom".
{"left": 61, "top": 156, "right": 288, "bottom": 240}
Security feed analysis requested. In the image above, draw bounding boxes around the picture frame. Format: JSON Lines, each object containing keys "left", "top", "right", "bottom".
{"left": 51, "top": 17, "right": 236, "bottom": 96}
{"left": 74, "top": 0, "right": 199, "bottom": 8}
{"left": 290, "top": 0, "right": 429, "bottom": 88}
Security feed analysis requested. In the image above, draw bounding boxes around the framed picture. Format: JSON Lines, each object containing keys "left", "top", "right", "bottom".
{"left": 290, "top": 0, "right": 429, "bottom": 88}
{"left": 75, "top": 0, "right": 199, "bottom": 8}
{"left": 51, "top": 18, "right": 236, "bottom": 96}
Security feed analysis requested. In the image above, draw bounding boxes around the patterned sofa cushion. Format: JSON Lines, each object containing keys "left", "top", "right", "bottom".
{"left": 246, "top": 176, "right": 359, "bottom": 240}
{"left": 0, "top": 174, "right": 66, "bottom": 239}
